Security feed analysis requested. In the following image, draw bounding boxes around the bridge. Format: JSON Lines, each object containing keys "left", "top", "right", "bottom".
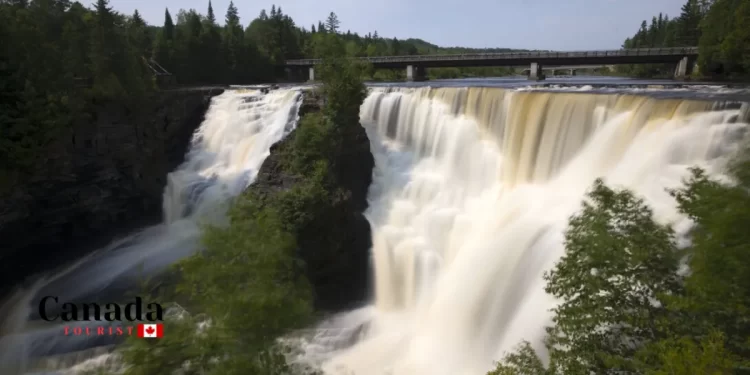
{"left": 285, "top": 47, "right": 698, "bottom": 81}
{"left": 519, "top": 65, "right": 611, "bottom": 76}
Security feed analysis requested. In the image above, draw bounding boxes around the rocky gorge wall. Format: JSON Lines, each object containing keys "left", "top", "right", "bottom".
{"left": 246, "top": 91, "right": 375, "bottom": 311}
{"left": 0, "top": 88, "right": 224, "bottom": 294}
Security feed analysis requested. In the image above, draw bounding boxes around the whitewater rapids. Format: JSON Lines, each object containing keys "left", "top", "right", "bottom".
{"left": 0, "top": 88, "right": 303, "bottom": 375}
{"left": 295, "top": 87, "right": 749, "bottom": 375}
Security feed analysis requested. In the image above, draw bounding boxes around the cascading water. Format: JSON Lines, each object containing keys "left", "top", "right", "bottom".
{"left": 0, "top": 88, "right": 303, "bottom": 375}
{"left": 296, "top": 87, "right": 749, "bottom": 375}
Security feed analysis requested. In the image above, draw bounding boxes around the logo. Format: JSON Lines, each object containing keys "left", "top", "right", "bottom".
{"left": 39, "top": 296, "right": 163, "bottom": 322}
{"left": 137, "top": 323, "right": 163, "bottom": 338}
{"left": 39, "top": 296, "right": 164, "bottom": 339}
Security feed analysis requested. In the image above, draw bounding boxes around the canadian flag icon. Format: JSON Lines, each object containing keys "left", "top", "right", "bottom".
{"left": 137, "top": 323, "right": 163, "bottom": 338}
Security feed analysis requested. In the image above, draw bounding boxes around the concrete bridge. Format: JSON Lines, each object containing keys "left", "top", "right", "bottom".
{"left": 519, "top": 65, "right": 611, "bottom": 76}
{"left": 285, "top": 47, "right": 698, "bottom": 81}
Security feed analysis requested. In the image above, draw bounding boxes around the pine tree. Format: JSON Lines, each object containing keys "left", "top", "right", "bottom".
{"left": 90, "top": 0, "right": 125, "bottom": 96}
{"left": 391, "top": 37, "right": 400, "bottom": 55}
{"left": 152, "top": 8, "right": 174, "bottom": 72}
{"left": 129, "top": 10, "right": 151, "bottom": 58}
{"left": 207, "top": 0, "right": 215, "bottom": 24}
{"left": 677, "top": 0, "right": 702, "bottom": 46}
{"left": 223, "top": 1, "right": 243, "bottom": 71}
{"left": 325, "top": 12, "right": 340, "bottom": 33}
{"left": 311, "top": 23, "right": 316, "bottom": 33}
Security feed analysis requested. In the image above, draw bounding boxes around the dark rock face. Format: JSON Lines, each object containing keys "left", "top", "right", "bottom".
{"left": 249, "top": 94, "right": 375, "bottom": 312}
{"left": 0, "top": 89, "right": 223, "bottom": 294}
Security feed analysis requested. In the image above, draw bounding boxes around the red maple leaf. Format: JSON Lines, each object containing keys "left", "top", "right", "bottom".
{"left": 145, "top": 326, "right": 155, "bottom": 335}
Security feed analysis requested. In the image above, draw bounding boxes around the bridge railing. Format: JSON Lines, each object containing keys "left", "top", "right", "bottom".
{"left": 284, "top": 47, "right": 699, "bottom": 65}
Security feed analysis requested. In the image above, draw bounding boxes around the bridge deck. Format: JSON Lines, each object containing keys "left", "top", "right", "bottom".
{"left": 285, "top": 47, "right": 698, "bottom": 69}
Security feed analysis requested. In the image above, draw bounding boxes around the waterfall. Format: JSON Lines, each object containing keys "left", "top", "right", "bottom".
{"left": 0, "top": 88, "right": 303, "bottom": 375}
{"left": 297, "top": 87, "right": 749, "bottom": 375}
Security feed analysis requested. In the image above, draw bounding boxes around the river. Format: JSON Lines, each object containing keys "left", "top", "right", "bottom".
{"left": 1, "top": 76, "right": 748, "bottom": 374}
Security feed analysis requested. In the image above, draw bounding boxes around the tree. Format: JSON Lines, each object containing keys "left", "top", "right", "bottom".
{"left": 152, "top": 8, "right": 174, "bottom": 72}
{"left": 222, "top": 1, "right": 243, "bottom": 71}
{"left": 391, "top": 37, "right": 401, "bottom": 55}
{"left": 325, "top": 11, "right": 340, "bottom": 33}
{"left": 665, "top": 156, "right": 750, "bottom": 360}
{"left": 128, "top": 10, "right": 152, "bottom": 58}
{"left": 206, "top": 0, "right": 215, "bottom": 24}
{"left": 542, "top": 179, "right": 682, "bottom": 374}
{"left": 676, "top": 0, "right": 702, "bottom": 46}
{"left": 163, "top": 8, "right": 174, "bottom": 40}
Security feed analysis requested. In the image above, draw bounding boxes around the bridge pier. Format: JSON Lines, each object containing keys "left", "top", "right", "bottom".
{"left": 674, "top": 56, "right": 693, "bottom": 80}
{"left": 570, "top": 69, "right": 576, "bottom": 76}
{"left": 528, "top": 62, "right": 545, "bottom": 81}
{"left": 308, "top": 66, "right": 315, "bottom": 82}
{"left": 406, "top": 65, "right": 426, "bottom": 82}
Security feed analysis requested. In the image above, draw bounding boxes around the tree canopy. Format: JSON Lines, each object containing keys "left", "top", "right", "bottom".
{"left": 489, "top": 144, "right": 750, "bottom": 374}
{"left": 620, "top": 0, "right": 750, "bottom": 78}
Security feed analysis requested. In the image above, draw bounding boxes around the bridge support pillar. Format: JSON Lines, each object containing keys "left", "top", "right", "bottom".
{"left": 406, "top": 65, "right": 426, "bottom": 82}
{"left": 674, "top": 56, "right": 692, "bottom": 80}
{"left": 308, "top": 67, "right": 315, "bottom": 82}
{"left": 570, "top": 69, "right": 576, "bottom": 76}
{"left": 528, "top": 62, "right": 545, "bottom": 81}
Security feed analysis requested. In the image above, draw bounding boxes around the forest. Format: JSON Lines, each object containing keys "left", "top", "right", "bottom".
{"left": 0, "top": 0, "right": 514, "bottom": 181}
{"left": 618, "top": 0, "right": 750, "bottom": 78}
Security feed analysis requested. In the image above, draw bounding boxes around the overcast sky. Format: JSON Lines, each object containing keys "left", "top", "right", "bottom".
{"left": 110, "top": 0, "right": 686, "bottom": 50}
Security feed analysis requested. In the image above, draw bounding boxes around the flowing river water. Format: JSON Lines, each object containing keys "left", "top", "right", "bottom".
{"left": 1, "top": 77, "right": 749, "bottom": 375}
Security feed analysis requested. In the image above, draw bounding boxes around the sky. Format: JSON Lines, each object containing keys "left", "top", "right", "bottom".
{"left": 111, "top": 0, "right": 687, "bottom": 51}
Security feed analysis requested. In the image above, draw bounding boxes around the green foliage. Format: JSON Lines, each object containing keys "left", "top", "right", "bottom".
{"left": 640, "top": 331, "right": 746, "bottom": 375}
{"left": 487, "top": 342, "right": 554, "bottom": 375}
{"left": 620, "top": 0, "right": 750, "bottom": 78}
{"left": 490, "top": 143, "right": 750, "bottom": 374}
{"left": 663, "top": 158, "right": 750, "bottom": 359}
{"left": 543, "top": 179, "right": 681, "bottom": 374}
{"left": 115, "top": 29, "right": 367, "bottom": 375}
{"left": 0, "top": 0, "right": 529, "bottom": 178}
{"left": 0, "top": 0, "right": 152, "bottom": 179}
{"left": 315, "top": 36, "right": 369, "bottom": 130}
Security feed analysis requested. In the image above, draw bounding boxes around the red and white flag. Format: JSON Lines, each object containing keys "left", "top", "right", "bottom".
{"left": 137, "top": 323, "right": 163, "bottom": 338}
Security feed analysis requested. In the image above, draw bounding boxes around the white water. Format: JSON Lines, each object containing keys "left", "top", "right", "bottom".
{"left": 0, "top": 88, "right": 303, "bottom": 375}
{"left": 295, "top": 87, "right": 749, "bottom": 375}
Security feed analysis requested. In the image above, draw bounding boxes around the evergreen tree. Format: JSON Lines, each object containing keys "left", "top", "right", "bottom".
{"left": 206, "top": 0, "right": 215, "bottom": 24}
{"left": 325, "top": 11, "right": 340, "bottom": 33}
{"left": 676, "top": 0, "right": 702, "bottom": 46}
{"left": 223, "top": 1, "right": 243, "bottom": 72}
{"left": 128, "top": 10, "right": 152, "bottom": 59}
{"left": 163, "top": 8, "right": 174, "bottom": 40}
{"left": 391, "top": 37, "right": 401, "bottom": 55}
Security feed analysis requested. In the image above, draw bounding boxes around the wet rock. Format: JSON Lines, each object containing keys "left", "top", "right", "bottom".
{"left": 247, "top": 92, "right": 374, "bottom": 312}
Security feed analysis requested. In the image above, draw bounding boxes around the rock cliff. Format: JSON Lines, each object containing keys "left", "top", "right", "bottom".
{"left": 0, "top": 89, "right": 223, "bottom": 293}
{"left": 248, "top": 90, "right": 374, "bottom": 311}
